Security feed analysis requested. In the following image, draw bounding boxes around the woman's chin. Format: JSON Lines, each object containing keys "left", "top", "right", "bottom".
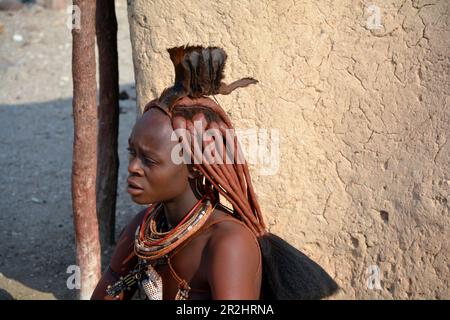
{"left": 128, "top": 190, "right": 150, "bottom": 205}
{"left": 129, "top": 195, "right": 146, "bottom": 204}
{"left": 129, "top": 194, "right": 160, "bottom": 206}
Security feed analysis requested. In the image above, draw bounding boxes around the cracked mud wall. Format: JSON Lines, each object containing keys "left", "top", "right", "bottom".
{"left": 126, "top": 0, "right": 449, "bottom": 299}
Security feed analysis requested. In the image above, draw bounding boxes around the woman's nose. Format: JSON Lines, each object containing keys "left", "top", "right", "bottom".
{"left": 128, "top": 157, "right": 144, "bottom": 175}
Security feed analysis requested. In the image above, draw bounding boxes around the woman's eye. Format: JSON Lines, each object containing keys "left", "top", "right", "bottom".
{"left": 142, "top": 157, "right": 155, "bottom": 166}
{"left": 127, "top": 147, "right": 155, "bottom": 166}
{"left": 127, "top": 147, "right": 136, "bottom": 157}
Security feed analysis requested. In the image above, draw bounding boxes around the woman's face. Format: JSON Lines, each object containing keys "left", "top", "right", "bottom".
{"left": 127, "top": 108, "right": 190, "bottom": 204}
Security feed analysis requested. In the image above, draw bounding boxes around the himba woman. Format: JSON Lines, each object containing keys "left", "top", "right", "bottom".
{"left": 91, "top": 45, "right": 338, "bottom": 300}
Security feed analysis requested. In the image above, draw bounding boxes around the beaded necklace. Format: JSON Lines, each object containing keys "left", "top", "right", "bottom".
{"left": 134, "top": 194, "right": 216, "bottom": 260}
{"left": 133, "top": 195, "right": 216, "bottom": 300}
{"left": 107, "top": 194, "right": 217, "bottom": 300}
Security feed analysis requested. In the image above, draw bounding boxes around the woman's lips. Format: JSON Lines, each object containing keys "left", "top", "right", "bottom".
{"left": 127, "top": 178, "right": 144, "bottom": 196}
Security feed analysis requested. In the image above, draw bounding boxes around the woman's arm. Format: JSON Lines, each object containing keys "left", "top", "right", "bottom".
{"left": 206, "top": 222, "right": 262, "bottom": 300}
{"left": 91, "top": 209, "right": 147, "bottom": 300}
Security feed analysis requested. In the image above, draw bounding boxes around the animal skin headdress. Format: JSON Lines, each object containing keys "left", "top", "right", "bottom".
{"left": 144, "top": 45, "right": 258, "bottom": 117}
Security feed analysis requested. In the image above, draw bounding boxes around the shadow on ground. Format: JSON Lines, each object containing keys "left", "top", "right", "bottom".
{"left": 0, "top": 84, "right": 142, "bottom": 300}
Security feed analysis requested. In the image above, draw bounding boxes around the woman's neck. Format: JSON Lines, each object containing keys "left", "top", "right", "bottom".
{"left": 162, "top": 185, "right": 202, "bottom": 228}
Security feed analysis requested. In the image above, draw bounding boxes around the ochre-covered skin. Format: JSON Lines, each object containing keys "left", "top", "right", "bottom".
{"left": 92, "top": 45, "right": 267, "bottom": 300}
{"left": 91, "top": 106, "right": 262, "bottom": 300}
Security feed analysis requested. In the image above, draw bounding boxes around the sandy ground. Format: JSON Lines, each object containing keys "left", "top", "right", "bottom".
{"left": 0, "top": 1, "right": 143, "bottom": 299}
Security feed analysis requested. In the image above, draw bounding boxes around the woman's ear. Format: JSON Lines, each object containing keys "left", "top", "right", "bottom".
{"left": 187, "top": 164, "right": 202, "bottom": 180}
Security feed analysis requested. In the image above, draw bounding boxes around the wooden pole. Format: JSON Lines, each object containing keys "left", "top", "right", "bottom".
{"left": 71, "top": 0, "right": 101, "bottom": 300}
{"left": 96, "top": 0, "right": 119, "bottom": 249}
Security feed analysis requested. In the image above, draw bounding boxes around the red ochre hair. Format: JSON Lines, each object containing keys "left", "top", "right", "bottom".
{"left": 143, "top": 45, "right": 266, "bottom": 237}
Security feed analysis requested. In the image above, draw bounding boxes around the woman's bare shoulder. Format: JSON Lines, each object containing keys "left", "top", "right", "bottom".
{"left": 206, "top": 205, "right": 260, "bottom": 256}
{"left": 202, "top": 205, "right": 262, "bottom": 299}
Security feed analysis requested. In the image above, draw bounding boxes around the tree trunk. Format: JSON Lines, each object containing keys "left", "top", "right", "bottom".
{"left": 96, "top": 0, "right": 119, "bottom": 249}
{"left": 71, "top": 0, "right": 101, "bottom": 300}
